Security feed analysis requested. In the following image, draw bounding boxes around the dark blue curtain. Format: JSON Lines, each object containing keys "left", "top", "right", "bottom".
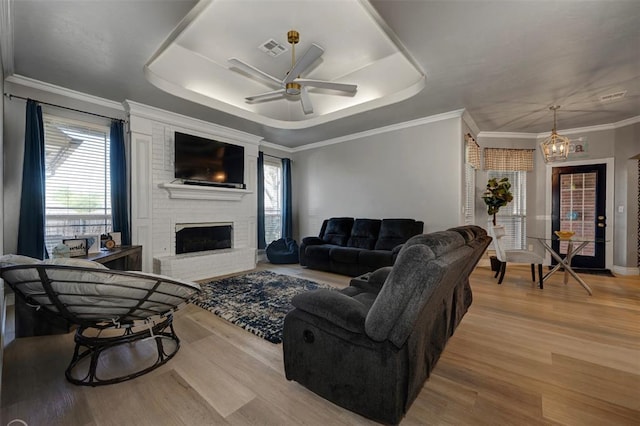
{"left": 257, "top": 152, "right": 266, "bottom": 249}
{"left": 282, "top": 158, "right": 293, "bottom": 239}
{"left": 110, "top": 121, "right": 131, "bottom": 245}
{"left": 17, "top": 100, "right": 48, "bottom": 259}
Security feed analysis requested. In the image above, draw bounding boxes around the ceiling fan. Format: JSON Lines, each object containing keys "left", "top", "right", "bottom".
{"left": 228, "top": 30, "right": 357, "bottom": 115}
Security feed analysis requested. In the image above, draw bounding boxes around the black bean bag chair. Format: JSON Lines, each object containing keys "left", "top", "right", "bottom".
{"left": 266, "top": 238, "right": 299, "bottom": 264}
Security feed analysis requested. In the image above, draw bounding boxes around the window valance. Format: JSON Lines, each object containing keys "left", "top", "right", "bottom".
{"left": 483, "top": 148, "right": 535, "bottom": 171}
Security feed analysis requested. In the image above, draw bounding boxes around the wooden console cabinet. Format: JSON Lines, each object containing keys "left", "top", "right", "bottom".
{"left": 15, "top": 245, "right": 143, "bottom": 337}
{"left": 80, "top": 245, "right": 143, "bottom": 271}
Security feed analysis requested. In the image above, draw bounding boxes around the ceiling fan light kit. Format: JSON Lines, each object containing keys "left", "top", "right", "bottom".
{"left": 540, "top": 105, "right": 571, "bottom": 163}
{"left": 228, "top": 30, "right": 358, "bottom": 115}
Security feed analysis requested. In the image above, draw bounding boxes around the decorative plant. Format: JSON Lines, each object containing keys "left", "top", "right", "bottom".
{"left": 482, "top": 177, "right": 513, "bottom": 226}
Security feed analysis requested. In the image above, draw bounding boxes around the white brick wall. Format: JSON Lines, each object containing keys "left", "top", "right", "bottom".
{"left": 148, "top": 122, "right": 258, "bottom": 280}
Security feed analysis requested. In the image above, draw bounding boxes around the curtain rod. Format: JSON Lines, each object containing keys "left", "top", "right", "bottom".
{"left": 4, "top": 93, "right": 125, "bottom": 123}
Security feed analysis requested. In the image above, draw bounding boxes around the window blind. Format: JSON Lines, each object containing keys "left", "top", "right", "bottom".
{"left": 44, "top": 116, "right": 111, "bottom": 254}
{"left": 464, "top": 163, "right": 476, "bottom": 224}
{"left": 263, "top": 160, "right": 283, "bottom": 243}
{"left": 488, "top": 170, "right": 527, "bottom": 250}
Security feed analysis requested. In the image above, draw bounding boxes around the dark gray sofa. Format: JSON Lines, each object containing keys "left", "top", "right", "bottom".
{"left": 299, "top": 217, "right": 424, "bottom": 276}
{"left": 283, "top": 225, "right": 491, "bottom": 424}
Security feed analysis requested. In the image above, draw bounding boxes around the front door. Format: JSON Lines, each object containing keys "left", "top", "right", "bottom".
{"left": 551, "top": 164, "right": 607, "bottom": 269}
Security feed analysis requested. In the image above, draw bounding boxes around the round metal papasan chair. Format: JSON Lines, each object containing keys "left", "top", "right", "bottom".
{"left": 0, "top": 254, "right": 201, "bottom": 386}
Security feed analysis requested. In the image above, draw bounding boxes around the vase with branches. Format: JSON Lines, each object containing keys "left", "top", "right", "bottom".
{"left": 482, "top": 177, "right": 513, "bottom": 226}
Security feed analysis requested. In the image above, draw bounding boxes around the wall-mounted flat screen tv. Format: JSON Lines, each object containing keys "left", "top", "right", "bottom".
{"left": 174, "top": 132, "right": 245, "bottom": 188}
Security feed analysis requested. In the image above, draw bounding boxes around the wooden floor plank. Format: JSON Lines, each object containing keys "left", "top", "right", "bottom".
{"left": 2, "top": 263, "right": 639, "bottom": 425}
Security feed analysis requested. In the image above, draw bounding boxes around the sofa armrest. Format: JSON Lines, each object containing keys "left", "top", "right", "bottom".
{"left": 301, "top": 236, "right": 325, "bottom": 246}
{"left": 350, "top": 267, "right": 392, "bottom": 294}
{"left": 299, "top": 236, "right": 327, "bottom": 266}
{"left": 291, "top": 289, "right": 367, "bottom": 333}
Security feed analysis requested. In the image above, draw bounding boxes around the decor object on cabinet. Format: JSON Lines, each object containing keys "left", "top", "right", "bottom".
{"left": 63, "top": 238, "right": 88, "bottom": 257}
{"left": 481, "top": 177, "right": 513, "bottom": 226}
{"left": 109, "top": 232, "right": 122, "bottom": 247}
{"left": 540, "top": 105, "right": 571, "bottom": 163}
{"left": 77, "top": 234, "right": 100, "bottom": 253}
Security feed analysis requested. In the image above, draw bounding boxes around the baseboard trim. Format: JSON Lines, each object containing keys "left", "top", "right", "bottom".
{"left": 612, "top": 265, "right": 640, "bottom": 276}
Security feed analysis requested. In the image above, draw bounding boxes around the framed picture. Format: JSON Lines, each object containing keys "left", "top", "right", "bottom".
{"left": 63, "top": 238, "right": 88, "bottom": 257}
{"left": 109, "top": 232, "right": 122, "bottom": 247}
{"left": 77, "top": 234, "right": 100, "bottom": 253}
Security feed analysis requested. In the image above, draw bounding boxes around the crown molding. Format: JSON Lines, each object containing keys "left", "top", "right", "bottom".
{"left": 477, "top": 131, "right": 537, "bottom": 139}
{"left": 124, "top": 100, "right": 263, "bottom": 146}
{"left": 260, "top": 140, "right": 295, "bottom": 154}
{"left": 292, "top": 109, "right": 465, "bottom": 153}
{"left": 5, "top": 74, "right": 124, "bottom": 111}
{"left": 539, "top": 115, "right": 640, "bottom": 137}
{"left": 0, "top": 0, "right": 14, "bottom": 76}
{"left": 462, "top": 109, "right": 480, "bottom": 136}
{"left": 480, "top": 115, "right": 640, "bottom": 140}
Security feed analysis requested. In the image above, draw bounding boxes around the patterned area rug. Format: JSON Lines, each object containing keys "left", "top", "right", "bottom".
{"left": 191, "top": 270, "right": 333, "bottom": 344}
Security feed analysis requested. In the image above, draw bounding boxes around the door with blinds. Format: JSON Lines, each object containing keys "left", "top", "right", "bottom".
{"left": 551, "top": 164, "right": 607, "bottom": 269}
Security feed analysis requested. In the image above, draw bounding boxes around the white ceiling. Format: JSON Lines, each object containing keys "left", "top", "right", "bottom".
{"left": 4, "top": 0, "right": 640, "bottom": 148}
{"left": 145, "top": 0, "right": 425, "bottom": 128}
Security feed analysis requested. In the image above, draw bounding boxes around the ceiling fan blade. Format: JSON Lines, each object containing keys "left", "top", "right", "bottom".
{"left": 295, "top": 79, "right": 357, "bottom": 93}
{"left": 228, "top": 58, "right": 282, "bottom": 87}
{"left": 300, "top": 87, "right": 313, "bottom": 115}
{"left": 283, "top": 43, "right": 324, "bottom": 84}
{"left": 246, "top": 89, "right": 286, "bottom": 102}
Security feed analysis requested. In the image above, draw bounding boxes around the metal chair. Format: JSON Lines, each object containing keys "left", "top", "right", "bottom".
{"left": 489, "top": 226, "right": 544, "bottom": 289}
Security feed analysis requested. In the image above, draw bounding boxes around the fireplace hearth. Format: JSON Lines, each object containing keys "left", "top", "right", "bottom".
{"left": 176, "top": 222, "right": 232, "bottom": 255}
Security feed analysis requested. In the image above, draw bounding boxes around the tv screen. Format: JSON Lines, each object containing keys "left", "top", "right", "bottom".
{"left": 174, "top": 132, "right": 245, "bottom": 188}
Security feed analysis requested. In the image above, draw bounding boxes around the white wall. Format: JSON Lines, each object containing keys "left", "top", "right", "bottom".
{"left": 613, "top": 123, "right": 640, "bottom": 269}
{"left": 292, "top": 116, "right": 464, "bottom": 239}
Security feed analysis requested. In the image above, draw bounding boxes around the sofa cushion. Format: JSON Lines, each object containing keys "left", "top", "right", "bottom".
{"left": 374, "top": 219, "right": 421, "bottom": 251}
{"left": 305, "top": 244, "right": 334, "bottom": 260}
{"left": 358, "top": 250, "right": 394, "bottom": 267}
{"left": 321, "top": 217, "right": 354, "bottom": 246}
{"left": 329, "top": 247, "right": 361, "bottom": 264}
{"left": 347, "top": 219, "right": 381, "bottom": 250}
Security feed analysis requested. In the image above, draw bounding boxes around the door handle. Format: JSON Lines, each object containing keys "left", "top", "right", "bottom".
{"left": 597, "top": 223, "right": 606, "bottom": 228}
{"left": 598, "top": 215, "right": 606, "bottom": 220}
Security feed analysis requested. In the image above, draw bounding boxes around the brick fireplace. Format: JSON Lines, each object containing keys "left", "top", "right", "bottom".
{"left": 127, "top": 102, "right": 261, "bottom": 281}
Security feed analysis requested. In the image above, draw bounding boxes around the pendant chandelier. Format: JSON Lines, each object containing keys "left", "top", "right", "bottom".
{"left": 540, "top": 105, "right": 570, "bottom": 163}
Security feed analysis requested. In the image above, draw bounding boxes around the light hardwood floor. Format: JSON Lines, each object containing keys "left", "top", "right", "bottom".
{"left": 1, "top": 263, "right": 639, "bottom": 425}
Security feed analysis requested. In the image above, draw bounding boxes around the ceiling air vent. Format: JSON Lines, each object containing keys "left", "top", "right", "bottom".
{"left": 259, "top": 39, "right": 287, "bottom": 57}
{"left": 599, "top": 91, "right": 627, "bottom": 102}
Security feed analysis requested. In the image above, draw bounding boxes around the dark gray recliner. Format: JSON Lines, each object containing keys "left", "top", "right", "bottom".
{"left": 283, "top": 225, "right": 491, "bottom": 424}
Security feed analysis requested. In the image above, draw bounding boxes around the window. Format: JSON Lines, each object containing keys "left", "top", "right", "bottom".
{"left": 263, "top": 159, "right": 282, "bottom": 243}
{"left": 488, "top": 170, "right": 527, "bottom": 250}
{"left": 464, "top": 163, "right": 476, "bottom": 225}
{"left": 44, "top": 115, "right": 111, "bottom": 254}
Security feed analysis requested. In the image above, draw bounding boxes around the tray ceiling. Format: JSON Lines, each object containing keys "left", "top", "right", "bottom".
{"left": 144, "top": 0, "right": 425, "bottom": 129}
